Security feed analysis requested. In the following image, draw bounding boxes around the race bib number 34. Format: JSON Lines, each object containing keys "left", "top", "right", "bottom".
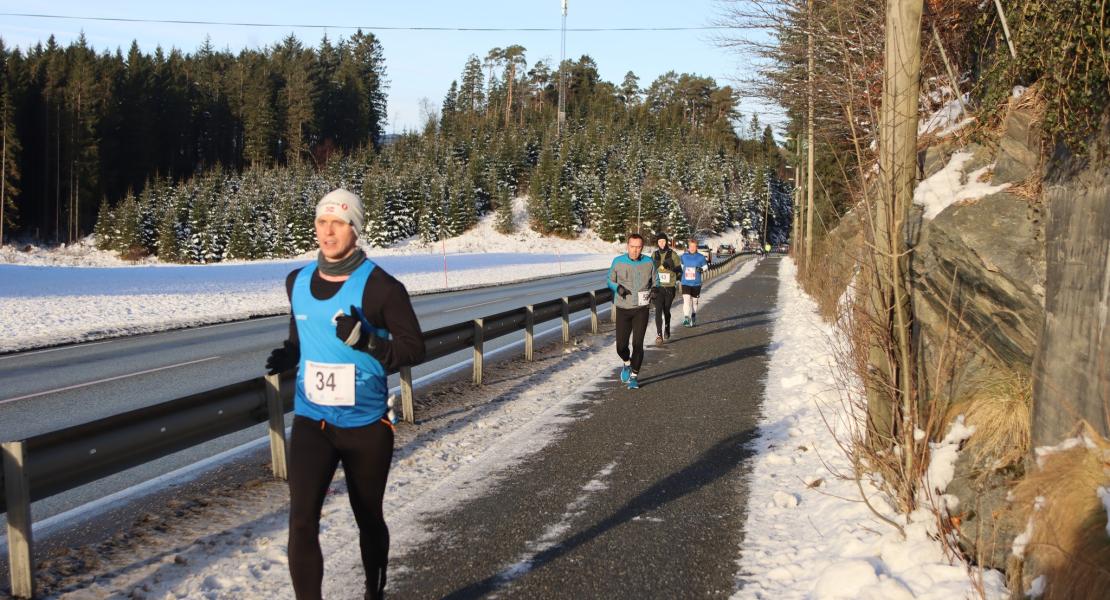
{"left": 304, "top": 360, "right": 356, "bottom": 406}
{"left": 637, "top": 290, "right": 652, "bottom": 306}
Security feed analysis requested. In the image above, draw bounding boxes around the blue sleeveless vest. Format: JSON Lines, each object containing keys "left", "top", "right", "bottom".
{"left": 292, "top": 261, "right": 390, "bottom": 427}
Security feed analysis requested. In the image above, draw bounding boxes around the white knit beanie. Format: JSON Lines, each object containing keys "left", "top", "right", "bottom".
{"left": 316, "top": 188, "right": 364, "bottom": 234}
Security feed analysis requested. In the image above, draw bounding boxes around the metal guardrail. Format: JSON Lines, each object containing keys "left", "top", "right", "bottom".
{"left": 0, "top": 252, "right": 744, "bottom": 598}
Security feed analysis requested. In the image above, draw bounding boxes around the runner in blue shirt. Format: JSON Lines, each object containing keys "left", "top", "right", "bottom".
{"left": 679, "top": 238, "right": 709, "bottom": 327}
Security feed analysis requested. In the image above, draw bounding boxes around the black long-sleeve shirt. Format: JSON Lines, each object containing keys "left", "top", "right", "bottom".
{"left": 283, "top": 266, "right": 426, "bottom": 371}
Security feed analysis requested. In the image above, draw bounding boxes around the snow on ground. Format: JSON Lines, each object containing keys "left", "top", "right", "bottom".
{"left": 919, "top": 98, "right": 974, "bottom": 138}
{"left": 45, "top": 253, "right": 758, "bottom": 599}
{"left": 914, "top": 151, "right": 1010, "bottom": 220}
{"left": 381, "top": 196, "right": 619, "bottom": 256}
{"left": 733, "top": 258, "right": 1008, "bottom": 600}
{"left": 0, "top": 199, "right": 619, "bottom": 352}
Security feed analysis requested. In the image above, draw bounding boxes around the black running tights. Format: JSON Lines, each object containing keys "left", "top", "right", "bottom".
{"left": 288, "top": 415, "right": 394, "bottom": 600}
{"left": 615, "top": 305, "right": 650, "bottom": 373}
{"left": 653, "top": 286, "right": 676, "bottom": 334}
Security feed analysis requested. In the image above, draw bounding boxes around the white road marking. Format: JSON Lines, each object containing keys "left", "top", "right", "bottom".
{"left": 0, "top": 356, "right": 223, "bottom": 405}
{"left": 0, "top": 339, "right": 113, "bottom": 361}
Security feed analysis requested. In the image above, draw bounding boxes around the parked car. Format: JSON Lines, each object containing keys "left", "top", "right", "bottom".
{"left": 696, "top": 242, "right": 713, "bottom": 263}
{"left": 716, "top": 244, "right": 735, "bottom": 256}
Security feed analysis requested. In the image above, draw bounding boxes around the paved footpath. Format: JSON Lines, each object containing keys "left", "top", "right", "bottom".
{"left": 388, "top": 257, "right": 781, "bottom": 599}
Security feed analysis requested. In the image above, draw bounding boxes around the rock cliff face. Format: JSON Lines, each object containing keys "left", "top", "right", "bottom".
{"left": 819, "top": 93, "right": 1107, "bottom": 572}
{"left": 1032, "top": 132, "right": 1110, "bottom": 447}
{"left": 912, "top": 189, "right": 1045, "bottom": 397}
{"left": 906, "top": 99, "right": 1047, "bottom": 569}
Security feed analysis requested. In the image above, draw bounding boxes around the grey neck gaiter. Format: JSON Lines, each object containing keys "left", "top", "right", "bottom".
{"left": 317, "top": 247, "right": 367, "bottom": 277}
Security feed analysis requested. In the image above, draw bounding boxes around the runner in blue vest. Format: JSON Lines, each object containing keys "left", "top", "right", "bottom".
{"left": 680, "top": 238, "right": 709, "bottom": 327}
{"left": 265, "top": 188, "right": 425, "bottom": 600}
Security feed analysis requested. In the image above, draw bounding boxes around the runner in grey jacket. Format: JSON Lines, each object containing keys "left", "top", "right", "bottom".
{"left": 606, "top": 233, "right": 656, "bottom": 389}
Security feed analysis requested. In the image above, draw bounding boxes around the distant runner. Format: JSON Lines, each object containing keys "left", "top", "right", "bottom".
{"left": 607, "top": 233, "right": 656, "bottom": 390}
{"left": 265, "top": 188, "right": 425, "bottom": 600}
{"left": 680, "top": 238, "right": 709, "bottom": 327}
{"left": 650, "top": 232, "right": 682, "bottom": 344}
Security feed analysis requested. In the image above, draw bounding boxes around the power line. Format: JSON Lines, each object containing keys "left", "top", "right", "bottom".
{"left": 0, "top": 12, "right": 730, "bottom": 32}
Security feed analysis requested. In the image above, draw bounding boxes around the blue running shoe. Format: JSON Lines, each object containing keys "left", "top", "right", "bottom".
{"left": 620, "top": 366, "right": 631, "bottom": 383}
{"left": 627, "top": 376, "right": 639, "bottom": 390}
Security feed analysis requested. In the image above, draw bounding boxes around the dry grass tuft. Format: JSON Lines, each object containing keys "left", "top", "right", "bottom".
{"left": 1010, "top": 422, "right": 1110, "bottom": 600}
{"left": 947, "top": 369, "right": 1032, "bottom": 470}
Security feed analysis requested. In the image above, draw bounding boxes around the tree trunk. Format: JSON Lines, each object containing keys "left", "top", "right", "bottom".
{"left": 505, "top": 64, "right": 514, "bottom": 127}
{"left": 1, "top": 117, "right": 6, "bottom": 247}
{"left": 805, "top": 0, "right": 816, "bottom": 269}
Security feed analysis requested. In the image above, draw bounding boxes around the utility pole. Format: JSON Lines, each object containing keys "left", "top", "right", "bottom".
{"left": 557, "top": 0, "right": 568, "bottom": 135}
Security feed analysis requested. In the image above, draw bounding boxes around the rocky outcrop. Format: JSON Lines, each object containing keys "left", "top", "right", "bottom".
{"left": 995, "top": 110, "right": 1044, "bottom": 185}
{"left": 910, "top": 101, "right": 1048, "bottom": 571}
{"left": 913, "top": 190, "right": 1045, "bottom": 397}
{"left": 1031, "top": 128, "right": 1110, "bottom": 447}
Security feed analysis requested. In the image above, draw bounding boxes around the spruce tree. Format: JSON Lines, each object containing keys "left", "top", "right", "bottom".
{"left": 155, "top": 201, "right": 181, "bottom": 262}
{"left": 494, "top": 186, "right": 514, "bottom": 234}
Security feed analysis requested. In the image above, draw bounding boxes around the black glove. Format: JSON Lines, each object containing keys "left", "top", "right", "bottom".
{"left": 335, "top": 304, "right": 385, "bottom": 353}
{"left": 649, "top": 287, "right": 658, "bottom": 302}
{"left": 266, "top": 340, "right": 299, "bottom": 375}
{"left": 616, "top": 284, "right": 631, "bottom": 299}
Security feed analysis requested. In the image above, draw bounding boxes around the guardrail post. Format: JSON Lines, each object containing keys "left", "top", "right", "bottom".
{"left": 525, "top": 305, "right": 535, "bottom": 362}
{"left": 561, "top": 297, "right": 570, "bottom": 344}
{"left": 589, "top": 291, "right": 599, "bottom": 334}
{"left": 400, "top": 366, "right": 415, "bottom": 423}
{"left": 263, "top": 374, "right": 288, "bottom": 480}
{"left": 473, "top": 318, "right": 484, "bottom": 385}
{"left": 3, "top": 441, "right": 34, "bottom": 600}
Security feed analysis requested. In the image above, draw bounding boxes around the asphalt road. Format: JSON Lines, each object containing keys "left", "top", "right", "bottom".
{"left": 387, "top": 257, "right": 780, "bottom": 599}
{"left": 0, "top": 268, "right": 611, "bottom": 524}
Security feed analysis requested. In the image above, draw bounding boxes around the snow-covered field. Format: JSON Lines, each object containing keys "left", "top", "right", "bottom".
{"left": 0, "top": 200, "right": 620, "bottom": 353}
{"left": 733, "top": 258, "right": 1007, "bottom": 599}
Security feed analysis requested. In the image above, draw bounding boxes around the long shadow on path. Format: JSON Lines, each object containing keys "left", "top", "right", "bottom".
{"left": 440, "top": 426, "right": 759, "bottom": 599}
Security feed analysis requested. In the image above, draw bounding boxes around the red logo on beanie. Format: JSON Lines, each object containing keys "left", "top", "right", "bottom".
{"left": 341, "top": 203, "right": 348, "bottom": 210}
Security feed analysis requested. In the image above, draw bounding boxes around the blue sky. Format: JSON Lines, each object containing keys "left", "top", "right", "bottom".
{"left": 0, "top": 1, "right": 779, "bottom": 133}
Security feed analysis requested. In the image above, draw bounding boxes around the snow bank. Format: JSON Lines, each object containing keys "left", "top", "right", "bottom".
{"left": 733, "top": 258, "right": 1007, "bottom": 599}
{"left": 0, "top": 252, "right": 612, "bottom": 353}
{"left": 914, "top": 151, "right": 1010, "bottom": 220}
{"left": 0, "top": 201, "right": 620, "bottom": 352}
{"left": 919, "top": 98, "right": 974, "bottom": 137}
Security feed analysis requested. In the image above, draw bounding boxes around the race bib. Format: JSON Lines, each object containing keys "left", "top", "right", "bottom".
{"left": 304, "top": 360, "right": 356, "bottom": 406}
{"left": 658, "top": 272, "right": 672, "bottom": 284}
{"left": 685, "top": 267, "right": 697, "bottom": 280}
{"left": 637, "top": 290, "right": 652, "bottom": 306}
